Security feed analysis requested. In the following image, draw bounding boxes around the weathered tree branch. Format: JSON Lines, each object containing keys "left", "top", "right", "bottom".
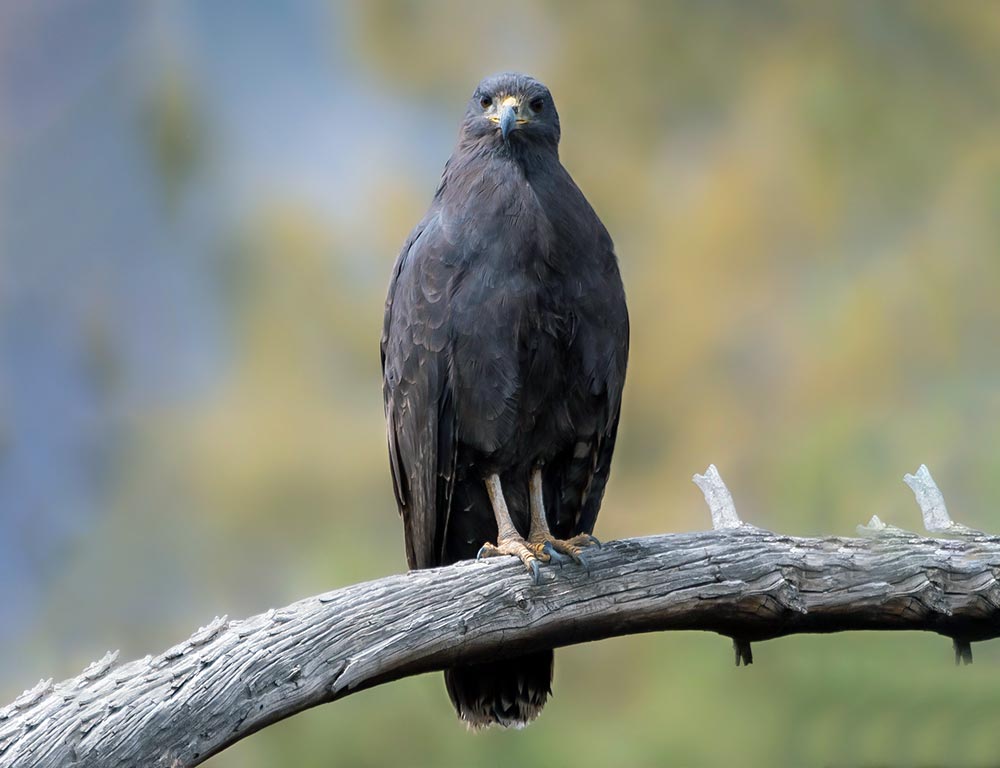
{"left": 3, "top": 466, "right": 998, "bottom": 767}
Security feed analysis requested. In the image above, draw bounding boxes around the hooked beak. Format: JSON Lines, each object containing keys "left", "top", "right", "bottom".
{"left": 490, "top": 95, "right": 526, "bottom": 144}
{"left": 499, "top": 98, "right": 517, "bottom": 143}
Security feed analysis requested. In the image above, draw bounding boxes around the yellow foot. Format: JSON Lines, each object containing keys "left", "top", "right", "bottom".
{"left": 477, "top": 534, "right": 602, "bottom": 583}
{"left": 477, "top": 536, "right": 551, "bottom": 584}
{"left": 533, "top": 534, "right": 602, "bottom": 570}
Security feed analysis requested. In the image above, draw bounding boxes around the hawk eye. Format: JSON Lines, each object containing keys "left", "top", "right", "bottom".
{"left": 480, "top": 95, "right": 493, "bottom": 109}
{"left": 530, "top": 98, "right": 544, "bottom": 112}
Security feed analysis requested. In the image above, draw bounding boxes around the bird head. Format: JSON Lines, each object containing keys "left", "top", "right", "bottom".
{"left": 462, "top": 73, "right": 561, "bottom": 150}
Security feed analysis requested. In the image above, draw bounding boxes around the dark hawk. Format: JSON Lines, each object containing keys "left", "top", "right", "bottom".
{"left": 381, "top": 72, "right": 628, "bottom": 728}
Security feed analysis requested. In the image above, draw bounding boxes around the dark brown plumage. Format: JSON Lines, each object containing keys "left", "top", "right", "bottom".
{"left": 381, "top": 72, "right": 628, "bottom": 728}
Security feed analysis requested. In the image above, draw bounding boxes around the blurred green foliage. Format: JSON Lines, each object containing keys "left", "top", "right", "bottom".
{"left": 5, "top": 1, "right": 1000, "bottom": 765}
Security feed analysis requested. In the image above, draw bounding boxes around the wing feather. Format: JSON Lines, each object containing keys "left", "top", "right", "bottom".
{"left": 381, "top": 213, "right": 457, "bottom": 569}
{"left": 575, "top": 263, "right": 629, "bottom": 535}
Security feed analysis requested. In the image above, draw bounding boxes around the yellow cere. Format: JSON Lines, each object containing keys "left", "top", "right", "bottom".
{"left": 488, "top": 95, "right": 530, "bottom": 125}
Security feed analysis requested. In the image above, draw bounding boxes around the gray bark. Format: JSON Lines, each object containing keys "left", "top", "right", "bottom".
{"left": 3, "top": 527, "right": 1000, "bottom": 767}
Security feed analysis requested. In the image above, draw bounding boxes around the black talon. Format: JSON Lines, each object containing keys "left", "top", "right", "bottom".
{"left": 577, "top": 551, "right": 592, "bottom": 574}
{"left": 587, "top": 534, "right": 602, "bottom": 549}
{"left": 530, "top": 559, "right": 541, "bottom": 585}
{"left": 476, "top": 544, "right": 490, "bottom": 561}
{"left": 542, "top": 541, "right": 572, "bottom": 567}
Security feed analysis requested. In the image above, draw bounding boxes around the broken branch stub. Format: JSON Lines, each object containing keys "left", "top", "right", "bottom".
{"left": 693, "top": 464, "right": 744, "bottom": 530}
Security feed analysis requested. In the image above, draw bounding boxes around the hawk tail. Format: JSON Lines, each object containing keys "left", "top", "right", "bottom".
{"left": 443, "top": 649, "right": 553, "bottom": 729}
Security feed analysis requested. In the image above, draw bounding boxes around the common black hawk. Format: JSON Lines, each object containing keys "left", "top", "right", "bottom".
{"left": 381, "top": 72, "right": 629, "bottom": 728}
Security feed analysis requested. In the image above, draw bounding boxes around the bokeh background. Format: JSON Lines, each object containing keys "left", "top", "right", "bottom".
{"left": 3, "top": 1, "right": 1000, "bottom": 765}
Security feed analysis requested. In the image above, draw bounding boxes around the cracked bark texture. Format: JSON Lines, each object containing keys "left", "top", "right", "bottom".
{"left": 3, "top": 528, "right": 1000, "bottom": 767}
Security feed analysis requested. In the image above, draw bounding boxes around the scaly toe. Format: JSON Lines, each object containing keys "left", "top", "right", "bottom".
{"left": 541, "top": 541, "right": 573, "bottom": 567}
{"left": 566, "top": 533, "right": 602, "bottom": 550}
{"left": 543, "top": 539, "right": 585, "bottom": 564}
{"left": 476, "top": 543, "right": 501, "bottom": 561}
{"left": 477, "top": 537, "right": 546, "bottom": 583}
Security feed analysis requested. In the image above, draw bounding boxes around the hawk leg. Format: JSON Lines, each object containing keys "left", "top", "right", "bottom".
{"left": 526, "top": 468, "right": 600, "bottom": 570}
{"left": 477, "top": 470, "right": 600, "bottom": 584}
{"left": 477, "top": 473, "right": 548, "bottom": 584}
